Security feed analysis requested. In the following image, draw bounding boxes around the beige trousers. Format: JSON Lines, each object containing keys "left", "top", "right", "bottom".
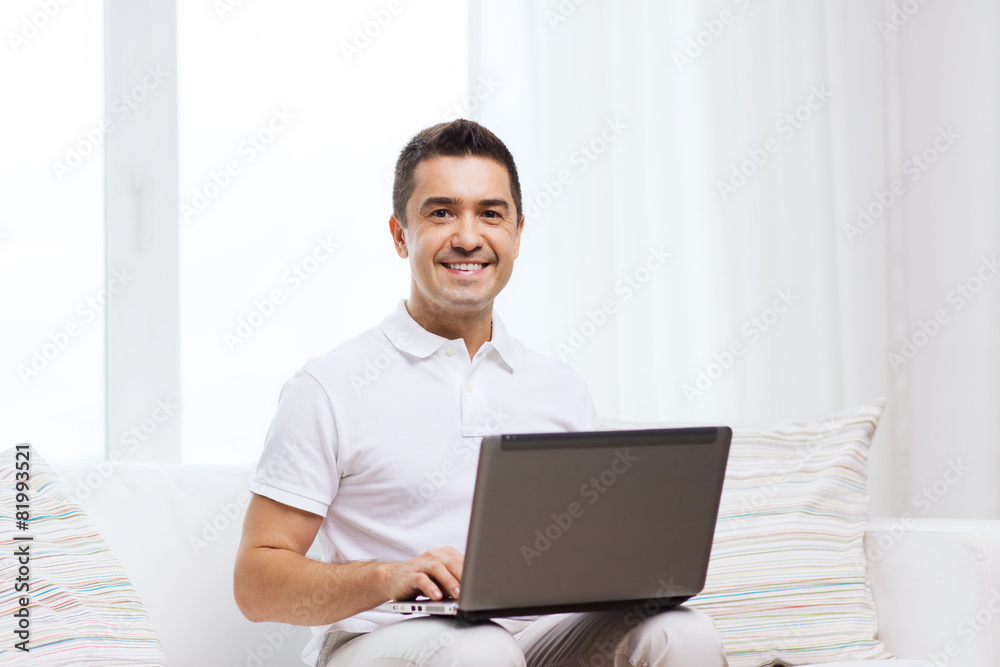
{"left": 320, "top": 606, "right": 729, "bottom": 667}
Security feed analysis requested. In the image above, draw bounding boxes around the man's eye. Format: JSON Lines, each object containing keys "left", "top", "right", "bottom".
{"left": 483, "top": 210, "right": 501, "bottom": 219}
{"left": 430, "top": 209, "right": 450, "bottom": 218}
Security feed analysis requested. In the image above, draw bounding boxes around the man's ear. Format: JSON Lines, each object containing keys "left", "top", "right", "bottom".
{"left": 513, "top": 215, "right": 524, "bottom": 259}
{"left": 389, "top": 215, "right": 408, "bottom": 259}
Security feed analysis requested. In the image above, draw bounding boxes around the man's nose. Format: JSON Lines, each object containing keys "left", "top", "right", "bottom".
{"left": 451, "top": 214, "right": 482, "bottom": 250}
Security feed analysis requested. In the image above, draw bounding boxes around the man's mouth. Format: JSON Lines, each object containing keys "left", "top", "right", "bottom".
{"left": 442, "top": 262, "right": 488, "bottom": 272}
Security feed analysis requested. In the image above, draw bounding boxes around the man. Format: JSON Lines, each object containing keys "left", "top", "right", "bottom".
{"left": 234, "top": 119, "right": 728, "bottom": 666}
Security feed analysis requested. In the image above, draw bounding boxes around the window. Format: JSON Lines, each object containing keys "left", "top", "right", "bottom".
{"left": 3, "top": 0, "right": 469, "bottom": 463}
{"left": 1, "top": 0, "right": 106, "bottom": 462}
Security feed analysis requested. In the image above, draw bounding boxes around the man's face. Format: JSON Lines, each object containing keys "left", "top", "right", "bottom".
{"left": 391, "top": 155, "right": 523, "bottom": 319}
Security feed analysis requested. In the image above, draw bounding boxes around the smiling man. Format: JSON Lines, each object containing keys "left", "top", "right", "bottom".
{"left": 234, "top": 120, "right": 728, "bottom": 666}
{"left": 390, "top": 148, "right": 521, "bottom": 359}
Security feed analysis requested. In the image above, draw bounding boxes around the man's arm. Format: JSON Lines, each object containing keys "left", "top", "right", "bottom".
{"left": 234, "top": 494, "right": 463, "bottom": 625}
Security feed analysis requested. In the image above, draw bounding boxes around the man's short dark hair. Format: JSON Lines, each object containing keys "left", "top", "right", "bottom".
{"left": 392, "top": 119, "right": 522, "bottom": 225}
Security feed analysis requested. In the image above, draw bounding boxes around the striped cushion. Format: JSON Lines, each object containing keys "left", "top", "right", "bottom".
{"left": 0, "top": 445, "right": 165, "bottom": 665}
{"left": 687, "top": 400, "right": 892, "bottom": 665}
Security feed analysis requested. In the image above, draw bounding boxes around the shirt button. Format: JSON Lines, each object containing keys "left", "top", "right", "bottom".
{"left": 445, "top": 345, "right": 455, "bottom": 356}
{"left": 466, "top": 384, "right": 474, "bottom": 393}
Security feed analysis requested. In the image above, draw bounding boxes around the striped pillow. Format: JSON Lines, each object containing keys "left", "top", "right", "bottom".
{"left": 687, "top": 399, "right": 892, "bottom": 666}
{"left": 0, "top": 445, "right": 165, "bottom": 665}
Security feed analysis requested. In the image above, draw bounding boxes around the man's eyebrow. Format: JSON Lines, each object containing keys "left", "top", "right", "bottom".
{"left": 420, "top": 196, "right": 460, "bottom": 208}
{"left": 478, "top": 198, "right": 511, "bottom": 211}
{"left": 418, "top": 196, "right": 511, "bottom": 211}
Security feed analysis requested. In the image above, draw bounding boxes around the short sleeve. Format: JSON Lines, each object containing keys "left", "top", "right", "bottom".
{"left": 250, "top": 370, "right": 340, "bottom": 517}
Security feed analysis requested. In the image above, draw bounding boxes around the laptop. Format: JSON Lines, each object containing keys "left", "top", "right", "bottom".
{"left": 379, "top": 426, "right": 732, "bottom": 620}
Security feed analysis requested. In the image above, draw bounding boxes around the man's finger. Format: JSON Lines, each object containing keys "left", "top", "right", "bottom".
{"left": 428, "top": 548, "right": 463, "bottom": 573}
{"left": 412, "top": 572, "right": 442, "bottom": 600}
{"left": 425, "top": 562, "right": 460, "bottom": 599}
{"left": 436, "top": 547, "right": 464, "bottom": 583}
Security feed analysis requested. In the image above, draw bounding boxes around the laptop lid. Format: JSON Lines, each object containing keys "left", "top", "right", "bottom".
{"left": 458, "top": 427, "right": 731, "bottom": 619}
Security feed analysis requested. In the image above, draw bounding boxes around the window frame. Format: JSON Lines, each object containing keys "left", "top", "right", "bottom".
{"left": 104, "top": 0, "right": 180, "bottom": 461}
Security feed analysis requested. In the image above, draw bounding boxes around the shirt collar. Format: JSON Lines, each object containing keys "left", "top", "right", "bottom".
{"left": 487, "top": 311, "right": 516, "bottom": 372}
{"left": 381, "top": 299, "right": 517, "bottom": 371}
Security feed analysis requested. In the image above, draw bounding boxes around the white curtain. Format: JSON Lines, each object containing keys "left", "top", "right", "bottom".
{"left": 472, "top": 0, "right": 1000, "bottom": 518}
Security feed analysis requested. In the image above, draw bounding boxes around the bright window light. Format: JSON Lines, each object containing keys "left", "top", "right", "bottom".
{"left": 178, "top": 0, "right": 469, "bottom": 463}
{"left": 0, "top": 0, "right": 105, "bottom": 462}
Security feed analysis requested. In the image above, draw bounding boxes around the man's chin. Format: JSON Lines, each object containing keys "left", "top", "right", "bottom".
{"left": 439, "top": 295, "right": 494, "bottom": 311}
{"left": 431, "top": 288, "right": 499, "bottom": 312}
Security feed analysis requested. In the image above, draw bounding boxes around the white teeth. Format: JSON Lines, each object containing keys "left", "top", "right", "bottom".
{"left": 446, "top": 263, "right": 485, "bottom": 271}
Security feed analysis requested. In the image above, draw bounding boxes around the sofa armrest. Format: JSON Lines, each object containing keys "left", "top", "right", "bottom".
{"left": 866, "top": 518, "right": 1000, "bottom": 667}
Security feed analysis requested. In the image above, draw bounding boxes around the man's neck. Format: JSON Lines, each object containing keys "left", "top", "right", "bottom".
{"left": 404, "top": 298, "right": 493, "bottom": 360}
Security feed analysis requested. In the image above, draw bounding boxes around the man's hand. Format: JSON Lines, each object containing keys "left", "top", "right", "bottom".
{"left": 385, "top": 546, "right": 463, "bottom": 602}
{"left": 236, "top": 496, "right": 465, "bottom": 624}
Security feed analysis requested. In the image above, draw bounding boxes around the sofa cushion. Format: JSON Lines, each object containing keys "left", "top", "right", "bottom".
{"left": 607, "top": 400, "right": 891, "bottom": 666}
{"left": 690, "top": 399, "right": 892, "bottom": 665}
{"left": 0, "top": 445, "right": 166, "bottom": 665}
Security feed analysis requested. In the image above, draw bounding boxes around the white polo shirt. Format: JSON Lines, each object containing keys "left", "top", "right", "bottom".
{"left": 250, "top": 300, "right": 597, "bottom": 647}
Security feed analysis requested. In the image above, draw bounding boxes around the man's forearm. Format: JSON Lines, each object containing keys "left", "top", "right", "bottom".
{"left": 235, "top": 547, "right": 391, "bottom": 625}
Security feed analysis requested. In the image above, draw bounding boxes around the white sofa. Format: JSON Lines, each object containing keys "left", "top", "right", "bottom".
{"left": 54, "top": 460, "right": 1000, "bottom": 667}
